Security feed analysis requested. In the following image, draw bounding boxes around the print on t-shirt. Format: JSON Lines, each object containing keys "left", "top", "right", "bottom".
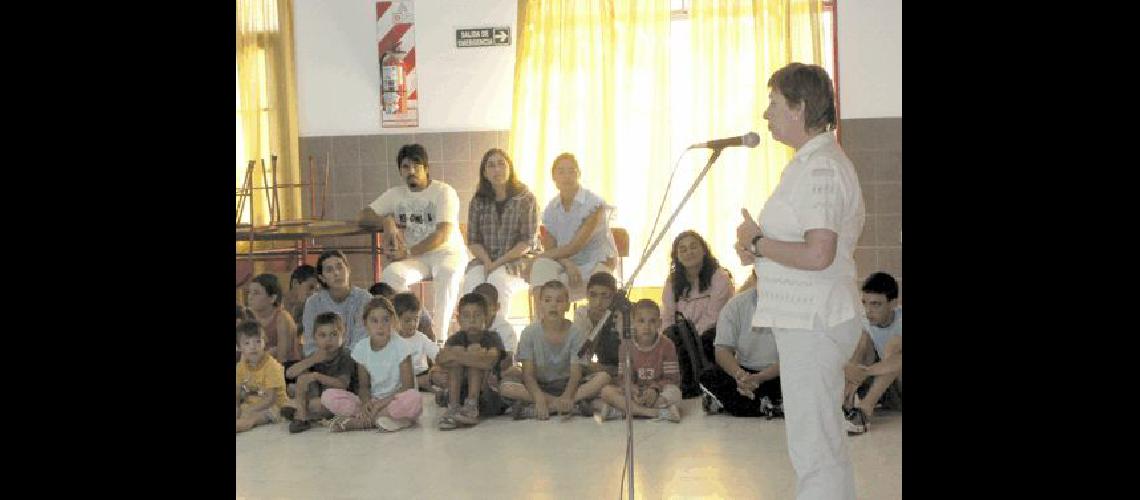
{"left": 394, "top": 198, "right": 439, "bottom": 247}
{"left": 637, "top": 367, "right": 657, "bottom": 381}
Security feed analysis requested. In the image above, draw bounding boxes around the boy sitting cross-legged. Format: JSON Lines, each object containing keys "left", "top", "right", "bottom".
{"left": 434, "top": 293, "right": 507, "bottom": 430}
{"left": 595, "top": 299, "right": 682, "bottom": 423}
{"left": 280, "top": 312, "right": 357, "bottom": 434}
{"left": 499, "top": 280, "right": 611, "bottom": 420}
{"left": 471, "top": 282, "right": 518, "bottom": 372}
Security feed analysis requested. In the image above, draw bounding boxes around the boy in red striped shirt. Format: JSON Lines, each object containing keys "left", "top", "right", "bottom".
{"left": 595, "top": 299, "right": 682, "bottom": 423}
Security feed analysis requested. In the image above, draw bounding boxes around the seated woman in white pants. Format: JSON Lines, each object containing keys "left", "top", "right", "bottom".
{"left": 528, "top": 153, "right": 618, "bottom": 315}
{"left": 461, "top": 148, "right": 540, "bottom": 315}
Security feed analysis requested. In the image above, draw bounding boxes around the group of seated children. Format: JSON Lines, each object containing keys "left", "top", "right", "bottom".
{"left": 237, "top": 272, "right": 688, "bottom": 433}
{"left": 238, "top": 261, "right": 902, "bottom": 435}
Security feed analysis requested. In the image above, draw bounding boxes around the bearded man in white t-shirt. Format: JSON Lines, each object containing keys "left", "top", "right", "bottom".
{"left": 359, "top": 144, "right": 469, "bottom": 340}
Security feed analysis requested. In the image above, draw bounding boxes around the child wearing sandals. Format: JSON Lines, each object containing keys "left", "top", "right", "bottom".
{"left": 433, "top": 293, "right": 507, "bottom": 430}
{"left": 499, "top": 280, "right": 611, "bottom": 420}
{"left": 236, "top": 320, "right": 287, "bottom": 433}
{"left": 595, "top": 299, "right": 682, "bottom": 423}
{"left": 280, "top": 312, "right": 357, "bottom": 434}
{"left": 325, "top": 297, "right": 423, "bottom": 433}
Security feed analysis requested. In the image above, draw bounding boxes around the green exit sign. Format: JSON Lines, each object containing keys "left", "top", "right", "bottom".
{"left": 456, "top": 27, "right": 511, "bottom": 48}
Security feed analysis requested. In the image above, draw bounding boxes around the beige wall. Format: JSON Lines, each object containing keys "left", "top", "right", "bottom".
{"left": 841, "top": 117, "right": 902, "bottom": 302}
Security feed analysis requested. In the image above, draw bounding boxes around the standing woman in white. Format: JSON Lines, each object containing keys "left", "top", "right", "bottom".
{"left": 734, "top": 63, "right": 865, "bottom": 500}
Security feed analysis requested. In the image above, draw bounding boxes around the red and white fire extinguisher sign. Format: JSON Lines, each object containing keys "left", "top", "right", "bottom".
{"left": 381, "top": 44, "right": 407, "bottom": 114}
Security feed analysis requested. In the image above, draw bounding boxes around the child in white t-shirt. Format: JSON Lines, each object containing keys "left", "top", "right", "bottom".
{"left": 327, "top": 297, "right": 422, "bottom": 433}
{"left": 391, "top": 292, "right": 440, "bottom": 390}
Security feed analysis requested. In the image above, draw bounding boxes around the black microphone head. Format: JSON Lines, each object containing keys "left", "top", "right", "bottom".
{"left": 742, "top": 132, "right": 760, "bottom": 148}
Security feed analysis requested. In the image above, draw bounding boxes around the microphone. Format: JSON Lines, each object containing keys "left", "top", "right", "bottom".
{"left": 689, "top": 132, "right": 761, "bottom": 150}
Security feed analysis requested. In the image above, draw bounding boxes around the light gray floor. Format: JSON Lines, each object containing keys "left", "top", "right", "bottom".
{"left": 237, "top": 395, "right": 901, "bottom": 499}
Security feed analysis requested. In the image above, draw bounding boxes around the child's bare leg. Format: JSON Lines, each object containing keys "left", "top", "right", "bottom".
{"left": 363, "top": 397, "right": 392, "bottom": 421}
{"left": 502, "top": 365, "right": 522, "bottom": 381}
{"left": 499, "top": 381, "right": 534, "bottom": 402}
{"left": 574, "top": 371, "right": 611, "bottom": 401}
{"left": 656, "top": 385, "right": 683, "bottom": 412}
{"left": 466, "top": 367, "right": 485, "bottom": 402}
{"left": 294, "top": 380, "right": 313, "bottom": 420}
{"left": 431, "top": 367, "right": 449, "bottom": 388}
{"left": 856, "top": 338, "right": 902, "bottom": 417}
{"left": 236, "top": 410, "right": 271, "bottom": 433}
{"left": 600, "top": 385, "right": 658, "bottom": 418}
{"left": 306, "top": 397, "right": 331, "bottom": 420}
{"left": 844, "top": 333, "right": 875, "bottom": 404}
{"left": 447, "top": 364, "right": 464, "bottom": 407}
{"left": 452, "top": 367, "right": 486, "bottom": 425}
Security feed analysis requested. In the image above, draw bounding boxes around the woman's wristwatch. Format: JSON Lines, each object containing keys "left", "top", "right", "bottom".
{"left": 750, "top": 235, "right": 764, "bottom": 257}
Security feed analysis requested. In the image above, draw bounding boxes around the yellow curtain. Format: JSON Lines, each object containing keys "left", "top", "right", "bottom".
{"left": 510, "top": 0, "right": 823, "bottom": 288}
{"left": 237, "top": 0, "right": 301, "bottom": 228}
{"left": 677, "top": 0, "right": 824, "bottom": 285}
{"left": 510, "top": 0, "right": 672, "bottom": 287}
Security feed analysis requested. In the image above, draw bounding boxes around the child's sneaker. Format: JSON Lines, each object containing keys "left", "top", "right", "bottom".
{"left": 434, "top": 386, "right": 448, "bottom": 408}
{"left": 288, "top": 419, "right": 313, "bottom": 434}
{"left": 700, "top": 386, "right": 724, "bottom": 415}
{"left": 656, "top": 404, "right": 681, "bottom": 423}
{"left": 438, "top": 405, "right": 460, "bottom": 430}
{"left": 845, "top": 407, "right": 869, "bottom": 435}
{"left": 279, "top": 406, "right": 297, "bottom": 421}
{"left": 376, "top": 415, "right": 413, "bottom": 432}
{"left": 510, "top": 401, "right": 535, "bottom": 420}
{"left": 593, "top": 402, "right": 622, "bottom": 423}
{"left": 575, "top": 400, "right": 593, "bottom": 417}
{"left": 453, "top": 398, "right": 480, "bottom": 426}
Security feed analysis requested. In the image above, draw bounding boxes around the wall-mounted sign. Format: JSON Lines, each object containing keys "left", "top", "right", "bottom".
{"left": 456, "top": 27, "right": 511, "bottom": 48}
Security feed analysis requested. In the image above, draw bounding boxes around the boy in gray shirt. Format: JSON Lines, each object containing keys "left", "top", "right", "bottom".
{"left": 498, "top": 280, "right": 611, "bottom": 419}
{"left": 700, "top": 273, "right": 782, "bottom": 417}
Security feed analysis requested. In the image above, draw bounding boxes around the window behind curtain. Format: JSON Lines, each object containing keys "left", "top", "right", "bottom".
{"left": 237, "top": 0, "right": 283, "bottom": 226}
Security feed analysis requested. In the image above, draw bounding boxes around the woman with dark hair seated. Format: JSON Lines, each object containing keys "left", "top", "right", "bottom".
{"left": 461, "top": 148, "right": 540, "bottom": 316}
{"left": 661, "top": 230, "right": 735, "bottom": 335}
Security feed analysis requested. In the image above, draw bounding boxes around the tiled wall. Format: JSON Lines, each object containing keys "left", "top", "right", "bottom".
{"left": 840, "top": 117, "right": 903, "bottom": 302}
{"left": 298, "top": 130, "right": 510, "bottom": 289}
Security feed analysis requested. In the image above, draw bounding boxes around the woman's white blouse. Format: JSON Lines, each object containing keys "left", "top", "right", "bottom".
{"left": 751, "top": 133, "right": 866, "bottom": 330}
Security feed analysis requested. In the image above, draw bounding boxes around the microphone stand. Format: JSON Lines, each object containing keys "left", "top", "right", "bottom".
{"left": 612, "top": 146, "right": 727, "bottom": 500}
{"left": 611, "top": 293, "right": 635, "bottom": 500}
{"left": 623, "top": 147, "right": 723, "bottom": 288}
